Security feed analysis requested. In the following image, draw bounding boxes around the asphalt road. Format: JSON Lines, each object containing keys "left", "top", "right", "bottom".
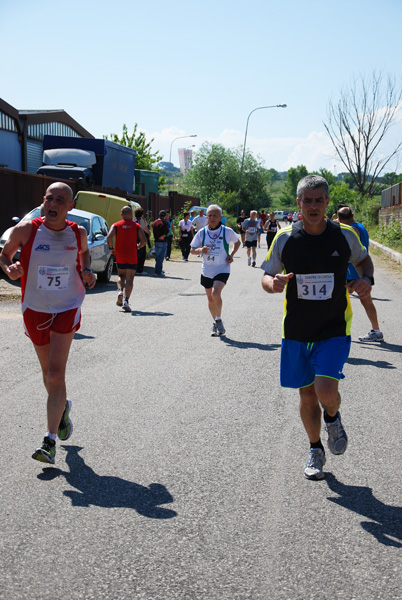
{"left": 1, "top": 246, "right": 402, "bottom": 600}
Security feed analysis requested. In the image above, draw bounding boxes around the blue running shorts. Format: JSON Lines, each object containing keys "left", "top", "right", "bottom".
{"left": 280, "top": 336, "right": 351, "bottom": 389}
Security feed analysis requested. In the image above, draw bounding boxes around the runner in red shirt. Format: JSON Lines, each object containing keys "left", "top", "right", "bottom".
{"left": 107, "top": 205, "right": 146, "bottom": 312}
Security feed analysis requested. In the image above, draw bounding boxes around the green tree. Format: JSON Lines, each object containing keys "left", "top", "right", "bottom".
{"left": 326, "top": 182, "right": 359, "bottom": 217}
{"left": 279, "top": 165, "right": 309, "bottom": 206}
{"left": 313, "top": 168, "right": 337, "bottom": 186}
{"left": 381, "top": 172, "right": 402, "bottom": 187}
{"left": 267, "top": 168, "right": 279, "bottom": 182}
{"left": 105, "top": 123, "right": 162, "bottom": 171}
{"left": 181, "top": 142, "right": 271, "bottom": 215}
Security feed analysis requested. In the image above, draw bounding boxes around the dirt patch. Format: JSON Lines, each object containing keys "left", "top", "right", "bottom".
{"left": 371, "top": 249, "right": 402, "bottom": 279}
{"left": 0, "top": 275, "right": 21, "bottom": 301}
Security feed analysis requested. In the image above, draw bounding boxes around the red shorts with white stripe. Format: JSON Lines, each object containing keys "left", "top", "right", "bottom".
{"left": 22, "top": 307, "right": 81, "bottom": 346}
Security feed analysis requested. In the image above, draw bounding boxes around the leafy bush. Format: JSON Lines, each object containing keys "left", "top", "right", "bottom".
{"left": 376, "top": 216, "right": 402, "bottom": 248}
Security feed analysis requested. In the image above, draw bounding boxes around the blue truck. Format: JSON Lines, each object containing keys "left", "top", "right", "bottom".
{"left": 37, "top": 135, "right": 137, "bottom": 194}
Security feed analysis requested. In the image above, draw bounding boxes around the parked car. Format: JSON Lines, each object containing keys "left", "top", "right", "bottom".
{"left": 0, "top": 206, "right": 114, "bottom": 282}
{"left": 74, "top": 190, "right": 141, "bottom": 227}
{"left": 274, "top": 210, "right": 285, "bottom": 220}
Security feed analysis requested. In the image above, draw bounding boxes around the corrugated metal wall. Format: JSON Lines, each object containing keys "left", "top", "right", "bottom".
{"left": 26, "top": 140, "right": 43, "bottom": 174}
{"left": 381, "top": 182, "right": 402, "bottom": 208}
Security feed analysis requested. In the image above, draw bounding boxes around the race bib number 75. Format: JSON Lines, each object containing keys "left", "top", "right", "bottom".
{"left": 37, "top": 266, "right": 70, "bottom": 290}
{"left": 296, "top": 273, "right": 334, "bottom": 300}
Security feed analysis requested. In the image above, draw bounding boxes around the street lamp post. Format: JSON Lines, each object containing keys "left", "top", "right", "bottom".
{"left": 168, "top": 134, "right": 197, "bottom": 193}
{"left": 236, "top": 104, "right": 287, "bottom": 216}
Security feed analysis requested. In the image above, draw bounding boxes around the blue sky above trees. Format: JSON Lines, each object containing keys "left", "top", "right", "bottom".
{"left": 2, "top": 0, "right": 402, "bottom": 173}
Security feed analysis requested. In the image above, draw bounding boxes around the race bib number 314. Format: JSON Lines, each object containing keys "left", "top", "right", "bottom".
{"left": 296, "top": 273, "right": 334, "bottom": 300}
{"left": 38, "top": 266, "right": 70, "bottom": 290}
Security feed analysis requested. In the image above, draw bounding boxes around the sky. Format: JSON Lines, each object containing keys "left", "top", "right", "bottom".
{"left": 1, "top": 0, "right": 402, "bottom": 174}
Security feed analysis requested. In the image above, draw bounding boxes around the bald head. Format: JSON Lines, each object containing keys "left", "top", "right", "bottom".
{"left": 45, "top": 182, "right": 74, "bottom": 203}
{"left": 43, "top": 182, "right": 75, "bottom": 228}
{"left": 121, "top": 205, "right": 133, "bottom": 219}
{"left": 337, "top": 206, "right": 354, "bottom": 223}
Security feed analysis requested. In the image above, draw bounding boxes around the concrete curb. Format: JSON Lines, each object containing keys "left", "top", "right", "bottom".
{"left": 370, "top": 239, "right": 402, "bottom": 266}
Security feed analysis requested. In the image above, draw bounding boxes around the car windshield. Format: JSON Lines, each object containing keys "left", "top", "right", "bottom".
{"left": 67, "top": 214, "right": 90, "bottom": 235}
{"left": 22, "top": 207, "right": 42, "bottom": 221}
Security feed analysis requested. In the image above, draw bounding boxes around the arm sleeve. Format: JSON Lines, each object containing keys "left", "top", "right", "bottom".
{"left": 226, "top": 228, "right": 241, "bottom": 244}
{"left": 260, "top": 232, "right": 287, "bottom": 275}
{"left": 341, "top": 225, "right": 368, "bottom": 264}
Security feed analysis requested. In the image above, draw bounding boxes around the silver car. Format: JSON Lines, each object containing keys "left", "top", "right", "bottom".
{"left": 0, "top": 206, "right": 114, "bottom": 282}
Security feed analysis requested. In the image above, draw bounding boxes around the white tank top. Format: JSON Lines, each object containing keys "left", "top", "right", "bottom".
{"left": 20, "top": 218, "right": 86, "bottom": 313}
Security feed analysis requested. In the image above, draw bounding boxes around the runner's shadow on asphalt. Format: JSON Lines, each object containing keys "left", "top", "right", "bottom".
{"left": 326, "top": 474, "right": 402, "bottom": 547}
{"left": 130, "top": 310, "right": 173, "bottom": 317}
{"left": 37, "top": 445, "right": 177, "bottom": 520}
{"left": 347, "top": 356, "right": 396, "bottom": 369}
{"left": 74, "top": 333, "right": 95, "bottom": 340}
{"left": 354, "top": 341, "right": 402, "bottom": 354}
{"left": 157, "top": 276, "right": 191, "bottom": 281}
{"left": 220, "top": 336, "right": 281, "bottom": 351}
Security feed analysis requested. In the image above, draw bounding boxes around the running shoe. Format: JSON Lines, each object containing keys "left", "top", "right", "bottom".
{"left": 122, "top": 299, "right": 132, "bottom": 312}
{"left": 248, "top": 257, "right": 251, "bottom": 266}
{"left": 32, "top": 437, "right": 56, "bottom": 464}
{"left": 325, "top": 413, "right": 348, "bottom": 455}
{"left": 252, "top": 261, "right": 256, "bottom": 267}
{"left": 57, "top": 399, "right": 73, "bottom": 441}
{"left": 116, "top": 293, "right": 123, "bottom": 307}
{"left": 211, "top": 322, "right": 218, "bottom": 337}
{"left": 216, "top": 320, "right": 226, "bottom": 336}
{"left": 358, "top": 329, "right": 384, "bottom": 342}
{"left": 304, "top": 448, "right": 326, "bottom": 480}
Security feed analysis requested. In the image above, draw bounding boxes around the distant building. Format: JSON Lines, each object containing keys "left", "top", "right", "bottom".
{"left": 0, "top": 98, "right": 92, "bottom": 174}
{"left": 178, "top": 148, "right": 193, "bottom": 175}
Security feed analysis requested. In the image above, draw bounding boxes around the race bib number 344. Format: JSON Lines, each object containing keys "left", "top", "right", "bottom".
{"left": 296, "top": 273, "right": 334, "bottom": 300}
{"left": 38, "top": 266, "right": 70, "bottom": 290}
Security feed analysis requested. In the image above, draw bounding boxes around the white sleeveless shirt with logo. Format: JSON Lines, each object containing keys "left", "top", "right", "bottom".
{"left": 20, "top": 217, "right": 85, "bottom": 314}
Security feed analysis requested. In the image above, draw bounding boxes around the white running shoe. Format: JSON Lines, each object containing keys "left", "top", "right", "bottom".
{"left": 122, "top": 299, "right": 132, "bottom": 312}
{"left": 211, "top": 322, "right": 218, "bottom": 337}
{"left": 304, "top": 448, "right": 326, "bottom": 480}
{"left": 358, "top": 329, "right": 384, "bottom": 342}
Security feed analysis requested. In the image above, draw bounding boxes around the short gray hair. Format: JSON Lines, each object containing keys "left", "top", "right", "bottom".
{"left": 297, "top": 175, "right": 329, "bottom": 200}
{"left": 206, "top": 204, "right": 222, "bottom": 216}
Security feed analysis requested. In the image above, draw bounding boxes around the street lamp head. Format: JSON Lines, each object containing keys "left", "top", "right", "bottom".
{"left": 277, "top": 104, "right": 287, "bottom": 108}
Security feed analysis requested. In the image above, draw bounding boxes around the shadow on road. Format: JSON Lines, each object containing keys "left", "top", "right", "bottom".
{"left": 73, "top": 333, "right": 95, "bottom": 340}
{"left": 130, "top": 310, "right": 173, "bottom": 317}
{"left": 354, "top": 341, "right": 402, "bottom": 354}
{"left": 347, "top": 356, "right": 396, "bottom": 369}
{"left": 37, "top": 445, "right": 177, "bottom": 519}
{"left": 220, "top": 336, "right": 281, "bottom": 351}
{"left": 326, "top": 474, "right": 402, "bottom": 547}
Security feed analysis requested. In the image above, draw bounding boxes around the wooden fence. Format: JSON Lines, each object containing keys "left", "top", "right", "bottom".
{"left": 0, "top": 169, "right": 201, "bottom": 234}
